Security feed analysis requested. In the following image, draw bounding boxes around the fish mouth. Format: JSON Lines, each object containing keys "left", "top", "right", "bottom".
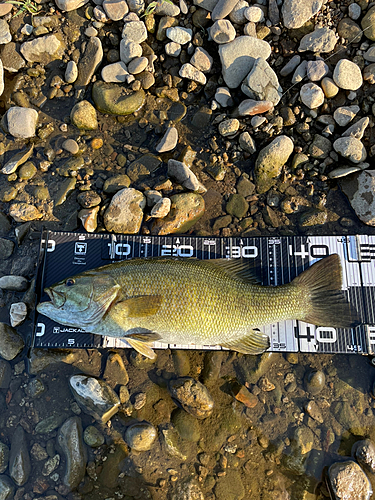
{"left": 45, "top": 287, "right": 66, "bottom": 308}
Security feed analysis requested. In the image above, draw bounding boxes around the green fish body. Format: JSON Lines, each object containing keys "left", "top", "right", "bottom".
{"left": 37, "top": 255, "right": 358, "bottom": 359}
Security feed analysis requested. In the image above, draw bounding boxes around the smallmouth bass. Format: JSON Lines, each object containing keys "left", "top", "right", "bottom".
{"left": 37, "top": 254, "right": 358, "bottom": 359}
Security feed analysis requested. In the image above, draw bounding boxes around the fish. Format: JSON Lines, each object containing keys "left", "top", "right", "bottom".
{"left": 36, "top": 254, "right": 359, "bottom": 359}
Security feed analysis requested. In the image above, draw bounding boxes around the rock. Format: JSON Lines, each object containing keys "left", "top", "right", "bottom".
{"left": 334, "top": 137, "right": 367, "bottom": 164}
{"left": 0, "top": 275, "right": 27, "bottom": 292}
{"left": 0, "top": 442, "right": 9, "bottom": 472}
{"left": 210, "top": 19, "right": 236, "bottom": 44}
{"left": 179, "top": 63, "right": 206, "bottom": 85}
{"left": 36, "top": 415, "right": 66, "bottom": 434}
{"left": 9, "top": 426, "right": 30, "bottom": 486}
{"left": 214, "top": 87, "right": 232, "bottom": 107}
{"left": 0, "top": 323, "right": 25, "bottom": 360}
{"left": 306, "top": 59, "right": 328, "bottom": 81}
{"left": 299, "top": 208, "right": 327, "bottom": 227}
{"left": 292, "top": 60, "right": 307, "bottom": 83}
{"left": 226, "top": 194, "right": 249, "bottom": 218}
{"left": 78, "top": 206, "right": 100, "bottom": 233}
{"left": 120, "top": 39, "right": 142, "bottom": 63}
{"left": 65, "top": 60, "right": 78, "bottom": 83}
{"left": 151, "top": 193, "right": 205, "bottom": 235}
{"left": 127, "top": 154, "right": 161, "bottom": 182}
{"left": 55, "top": 0, "right": 88, "bottom": 10}
{"left": 1, "top": 42, "right": 25, "bottom": 73}
{"left": 58, "top": 417, "right": 87, "bottom": 490}
{"left": 229, "top": 0, "right": 249, "bottom": 23}
{"left": 239, "top": 132, "right": 256, "bottom": 153}
{"left": 122, "top": 20, "right": 147, "bottom": 43}
{"left": 151, "top": 198, "right": 171, "bottom": 218}
{"left": 6, "top": 107, "right": 38, "bottom": 139}
{"left": 125, "top": 422, "right": 157, "bottom": 451}
{"left": 69, "top": 375, "right": 121, "bottom": 423}
{"left": 364, "top": 45, "right": 375, "bottom": 62}
{"left": 154, "top": 0, "right": 180, "bottom": 15}
{"left": 238, "top": 99, "right": 273, "bottom": 116}
{"left": 349, "top": 3, "right": 361, "bottom": 21}
{"left": 254, "top": 135, "right": 294, "bottom": 194}
{"left": 305, "top": 400, "right": 323, "bottom": 423}
{"left": 103, "top": 352, "right": 129, "bottom": 386}
{"left": 166, "top": 26, "right": 192, "bottom": 44}
{"left": 156, "top": 15, "right": 179, "bottom": 41}
{"left": 0, "top": 475, "right": 14, "bottom": 500}
{"left": 10, "top": 302, "right": 27, "bottom": 327}
{"left": 165, "top": 42, "right": 181, "bottom": 57}
{"left": 305, "top": 369, "right": 325, "bottom": 395}
{"left": 212, "top": 0, "right": 239, "bottom": 21}
{"left": 362, "top": 6, "right": 375, "bottom": 41}
{"left": 2, "top": 146, "right": 34, "bottom": 176}
{"left": 75, "top": 37, "right": 103, "bottom": 88}
{"left": 92, "top": 81, "right": 145, "bottom": 115}
{"left": 282, "top": 0, "right": 323, "bottom": 29}
{"left": 215, "top": 471, "right": 245, "bottom": 500}
{"left": 321, "top": 76, "right": 339, "bottom": 97}
{"left": 0, "top": 360, "right": 11, "bottom": 390}
{"left": 218, "top": 118, "right": 239, "bottom": 136}
{"left": 353, "top": 439, "right": 375, "bottom": 474}
{"left": 168, "top": 159, "right": 200, "bottom": 191}
{"left": 160, "top": 423, "right": 188, "bottom": 460}
{"left": 156, "top": 126, "right": 178, "bottom": 152}
{"left": 309, "top": 134, "right": 332, "bottom": 159}
{"left": 338, "top": 17, "right": 362, "bottom": 41}
{"left": 298, "top": 27, "right": 337, "bottom": 53}
{"left": 333, "top": 105, "right": 359, "bottom": 127}
{"left": 128, "top": 56, "right": 148, "bottom": 74}
{"left": 340, "top": 170, "right": 375, "bottom": 226}
{"left": 328, "top": 461, "right": 372, "bottom": 500}
{"left": 172, "top": 478, "right": 204, "bottom": 500}
{"left": 300, "top": 83, "right": 324, "bottom": 108}
{"left": 280, "top": 54, "right": 301, "bottom": 76}
{"left": 0, "top": 20, "right": 11, "bottom": 44}
{"left": 343, "top": 117, "right": 369, "bottom": 140}
{"left": 0, "top": 238, "right": 13, "bottom": 259}
{"left": 70, "top": 100, "right": 98, "bottom": 130}
{"left": 104, "top": 187, "right": 145, "bottom": 234}
{"left": 84, "top": 426, "right": 105, "bottom": 448}
{"left": 328, "top": 166, "right": 362, "bottom": 179}
{"left": 218, "top": 36, "right": 271, "bottom": 88}
{"left": 103, "top": 174, "right": 131, "bottom": 194}
{"left": 103, "top": 0, "right": 128, "bottom": 20}
{"left": 333, "top": 59, "right": 363, "bottom": 90}
{"left": 101, "top": 61, "right": 129, "bottom": 83}
{"left": 168, "top": 377, "right": 214, "bottom": 419}
{"left": 241, "top": 57, "right": 282, "bottom": 105}
{"left": 244, "top": 5, "right": 264, "bottom": 22}
{"left": 20, "top": 34, "right": 65, "bottom": 64}
{"left": 294, "top": 426, "right": 314, "bottom": 455}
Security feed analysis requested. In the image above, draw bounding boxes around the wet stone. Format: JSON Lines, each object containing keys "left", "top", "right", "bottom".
{"left": 0, "top": 361, "right": 11, "bottom": 390}
{"left": 18, "top": 162, "right": 37, "bottom": 180}
{"left": 305, "top": 369, "right": 325, "bottom": 395}
{"left": 168, "top": 377, "right": 214, "bottom": 419}
{"left": 299, "top": 208, "right": 327, "bottom": 227}
{"left": 84, "top": 426, "right": 105, "bottom": 448}
{"left": 79, "top": 207, "right": 99, "bottom": 233}
{"left": 0, "top": 322, "right": 25, "bottom": 360}
{"left": 0, "top": 238, "right": 14, "bottom": 259}
{"left": 103, "top": 174, "right": 131, "bottom": 194}
{"left": 30, "top": 443, "right": 48, "bottom": 461}
{"left": 70, "top": 375, "right": 121, "bottom": 423}
{"left": 215, "top": 470, "right": 245, "bottom": 500}
{"left": 328, "top": 460, "right": 372, "bottom": 500}
{"left": 9, "top": 426, "right": 31, "bottom": 486}
{"left": 127, "top": 154, "right": 161, "bottom": 182}
{"left": 92, "top": 81, "right": 145, "bottom": 115}
{"left": 70, "top": 100, "right": 98, "bottom": 130}
{"left": 0, "top": 475, "right": 14, "bottom": 500}
{"left": 125, "top": 421, "right": 157, "bottom": 451}
{"left": 35, "top": 414, "right": 66, "bottom": 434}
{"left": 58, "top": 416, "right": 87, "bottom": 491}
{"left": 172, "top": 409, "right": 200, "bottom": 442}
{"left": 103, "top": 352, "right": 129, "bottom": 387}
{"left": 171, "top": 478, "right": 204, "bottom": 500}
{"left": 25, "top": 378, "right": 46, "bottom": 398}
{"left": 0, "top": 443, "right": 9, "bottom": 474}
{"left": 42, "top": 454, "right": 60, "bottom": 476}
{"left": 226, "top": 194, "right": 248, "bottom": 218}
{"left": 191, "top": 106, "right": 212, "bottom": 128}
{"left": 353, "top": 439, "right": 375, "bottom": 474}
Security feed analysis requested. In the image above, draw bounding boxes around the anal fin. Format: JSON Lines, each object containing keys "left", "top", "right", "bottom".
{"left": 220, "top": 329, "right": 270, "bottom": 355}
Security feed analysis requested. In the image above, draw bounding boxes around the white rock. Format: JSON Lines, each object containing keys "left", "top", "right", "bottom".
{"left": 65, "top": 60, "right": 78, "bottom": 83}
{"left": 292, "top": 60, "right": 307, "bottom": 83}
{"left": 103, "top": 188, "right": 146, "bottom": 234}
{"left": 239, "top": 131, "right": 256, "bottom": 153}
{"left": 10, "top": 302, "right": 27, "bottom": 327}
{"left": 156, "top": 127, "right": 178, "bottom": 153}
{"left": 120, "top": 39, "right": 142, "bottom": 63}
{"left": 282, "top": 0, "right": 323, "bottom": 29}
{"left": 165, "top": 42, "right": 181, "bottom": 57}
{"left": 333, "top": 105, "right": 360, "bottom": 127}
{"left": 55, "top": 0, "right": 89, "bottom": 11}
{"left": 6, "top": 107, "right": 38, "bottom": 139}
{"left": 244, "top": 5, "right": 264, "bottom": 22}
{"left": 101, "top": 61, "right": 129, "bottom": 82}
{"left": 241, "top": 56, "right": 282, "bottom": 105}
{"left": 190, "top": 47, "right": 213, "bottom": 72}
{"left": 333, "top": 59, "right": 363, "bottom": 91}
{"left": 127, "top": 56, "right": 148, "bottom": 74}
{"left": 0, "top": 276, "right": 28, "bottom": 291}
{"left": 300, "top": 83, "right": 324, "bottom": 109}
{"left": 179, "top": 63, "right": 206, "bottom": 85}
{"left": 229, "top": 0, "right": 249, "bottom": 24}
{"left": 122, "top": 20, "right": 147, "bottom": 43}
{"left": 103, "top": 0, "right": 128, "bottom": 20}
{"left": 333, "top": 137, "right": 367, "bottom": 164}
{"left": 343, "top": 117, "right": 369, "bottom": 140}
{"left": 168, "top": 159, "right": 200, "bottom": 191}
{"left": 218, "top": 118, "right": 239, "bottom": 136}
{"left": 151, "top": 198, "right": 171, "bottom": 218}
{"left": 340, "top": 171, "right": 375, "bottom": 226}
{"left": 210, "top": 20, "right": 236, "bottom": 44}
{"left": 166, "top": 27, "right": 192, "bottom": 44}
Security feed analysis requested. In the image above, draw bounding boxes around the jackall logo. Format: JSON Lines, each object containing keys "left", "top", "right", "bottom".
{"left": 75, "top": 242, "right": 87, "bottom": 255}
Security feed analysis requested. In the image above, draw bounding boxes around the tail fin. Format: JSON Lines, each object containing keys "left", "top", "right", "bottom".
{"left": 293, "top": 254, "right": 359, "bottom": 329}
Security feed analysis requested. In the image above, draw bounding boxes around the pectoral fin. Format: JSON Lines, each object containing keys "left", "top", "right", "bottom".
{"left": 220, "top": 329, "right": 270, "bottom": 355}
{"left": 114, "top": 295, "right": 162, "bottom": 318}
{"left": 126, "top": 336, "right": 157, "bottom": 360}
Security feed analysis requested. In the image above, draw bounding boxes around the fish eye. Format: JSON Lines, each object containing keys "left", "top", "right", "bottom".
{"left": 65, "top": 278, "right": 75, "bottom": 287}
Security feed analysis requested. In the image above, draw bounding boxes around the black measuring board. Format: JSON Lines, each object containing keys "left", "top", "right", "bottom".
{"left": 32, "top": 230, "right": 375, "bottom": 355}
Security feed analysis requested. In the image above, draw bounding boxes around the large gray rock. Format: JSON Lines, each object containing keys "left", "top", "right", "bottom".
{"left": 6, "top": 106, "right": 38, "bottom": 139}
{"left": 254, "top": 135, "right": 294, "bottom": 194}
{"left": 20, "top": 34, "right": 65, "bottom": 64}
{"left": 340, "top": 171, "right": 375, "bottom": 226}
{"left": 241, "top": 57, "right": 282, "bottom": 105}
{"left": 298, "top": 27, "right": 337, "bottom": 53}
{"left": 333, "top": 137, "right": 367, "bottom": 164}
{"left": 218, "top": 36, "right": 271, "bottom": 88}
{"left": 328, "top": 460, "right": 371, "bottom": 500}
{"left": 333, "top": 59, "right": 363, "bottom": 90}
{"left": 75, "top": 37, "right": 103, "bottom": 88}
{"left": 104, "top": 187, "right": 146, "bottom": 234}
{"left": 58, "top": 417, "right": 87, "bottom": 491}
{"left": 282, "top": 0, "right": 323, "bottom": 29}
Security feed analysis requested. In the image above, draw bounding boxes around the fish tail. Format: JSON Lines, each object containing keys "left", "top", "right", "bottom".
{"left": 293, "top": 254, "right": 359, "bottom": 328}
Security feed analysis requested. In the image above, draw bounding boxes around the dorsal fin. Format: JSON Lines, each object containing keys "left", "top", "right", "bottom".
{"left": 207, "top": 259, "right": 261, "bottom": 284}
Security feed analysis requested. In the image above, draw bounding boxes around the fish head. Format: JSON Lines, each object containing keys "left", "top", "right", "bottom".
{"left": 37, "top": 272, "right": 121, "bottom": 328}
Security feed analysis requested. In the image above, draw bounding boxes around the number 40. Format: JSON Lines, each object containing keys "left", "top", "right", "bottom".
{"left": 289, "top": 244, "right": 329, "bottom": 259}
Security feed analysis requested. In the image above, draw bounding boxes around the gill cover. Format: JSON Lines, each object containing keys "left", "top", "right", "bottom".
{"left": 37, "top": 272, "right": 120, "bottom": 328}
